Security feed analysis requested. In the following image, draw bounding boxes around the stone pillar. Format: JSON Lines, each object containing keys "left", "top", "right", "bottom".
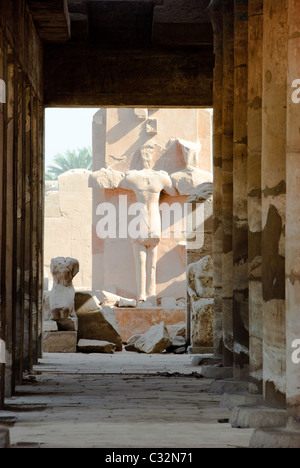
{"left": 208, "top": 0, "right": 224, "bottom": 358}
{"left": 261, "top": 0, "right": 288, "bottom": 408}
{"left": 0, "top": 26, "right": 5, "bottom": 409}
{"left": 14, "top": 65, "right": 24, "bottom": 382}
{"left": 4, "top": 45, "right": 15, "bottom": 397}
{"left": 23, "top": 83, "right": 32, "bottom": 373}
{"left": 232, "top": 0, "right": 249, "bottom": 381}
{"left": 247, "top": 0, "right": 263, "bottom": 395}
{"left": 286, "top": 0, "right": 300, "bottom": 433}
{"left": 37, "top": 103, "right": 44, "bottom": 359}
{"left": 30, "top": 92, "right": 39, "bottom": 367}
{"left": 221, "top": 0, "right": 234, "bottom": 366}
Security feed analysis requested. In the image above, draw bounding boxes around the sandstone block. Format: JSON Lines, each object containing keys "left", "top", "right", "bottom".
{"left": 124, "top": 334, "right": 142, "bottom": 352}
{"left": 135, "top": 322, "right": 172, "bottom": 354}
{"left": 75, "top": 292, "right": 102, "bottom": 313}
{"left": 118, "top": 297, "right": 137, "bottom": 308}
{"left": 43, "top": 331, "right": 77, "bottom": 353}
{"left": 76, "top": 305, "right": 123, "bottom": 351}
{"left": 166, "top": 321, "right": 186, "bottom": 340}
{"left": 43, "top": 320, "right": 58, "bottom": 332}
{"left": 191, "top": 298, "right": 214, "bottom": 347}
{"left": 77, "top": 339, "right": 116, "bottom": 354}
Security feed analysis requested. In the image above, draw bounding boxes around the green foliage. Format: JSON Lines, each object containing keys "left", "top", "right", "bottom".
{"left": 45, "top": 147, "right": 92, "bottom": 180}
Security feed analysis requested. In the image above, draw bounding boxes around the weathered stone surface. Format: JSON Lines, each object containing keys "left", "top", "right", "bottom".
{"left": 49, "top": 257, "right": 80, "bottom": 331}
{"left": 229, "top": 405, "right": 287, "bottom": 429}
{"left": 188, "top": 255, "right": 214, "bottom": 299}
{"left": 43, "top": 332, "right": 77, "bottom": 353}
{"left": 43, "top": 292, "right": 51, "bottom": 321}
{"left": 200, "top": 366, "right": 233, "bottom": 380}
{"left": 135, "top": 322, "right": 172, "bottom": 354}
{"left": 171, "top": 169, "right": 213, "bottom": 196}
{"left": 114, "top": 307, "right": 186, "bottom": 343}
{"left": 187, "top": 255, "right": 214, "bottom": 352}
{"left": 161, "top": 297, "right": 177, "bottom": 309}
{"left": 76, "top": 305, "right": 123, "bottom": 351}
{"left": 43, "top": 321, "right": 58, "bottom": 332}
{"left": 166, "top": 322, "right": 186, "bottom": 340}
{"left": 220, "top": 392, "right": 263, "bottom": 410}
{"left": 0, "top": 428, "right": 10, "bottom": 448}
{"left": 166, "top": 336, "right": 186, "bottom": 353}
{"left": 75, "top": 293, "right": 102, "bottom": 313}
{"left": 89, "top": 168, "right": 125, "bottom": 190}
{"left": 124, "top": 334, "right": 143, "bottom": 352}
{"left": 261, "top": 0, "right": 288, "bottom": 409}
{"left": 191, "top": 298, "right": 214, "bottom": 347}
{"left": 174, "top": 346, "right": 186, "bottom": 355}
{"left": 209, "top": 379, "right": 249, "bottom": 395}
{"left": 118, "top": 298, "right": 137, "bottom": 308}
{"left": 77, "top": 339, "right": 116, "bottom": 354}
{"left": 250, "top": 427, "right": 300, "bottom": 449}
{"left": 99, "top": 290, "right": 137, "bottom": 308}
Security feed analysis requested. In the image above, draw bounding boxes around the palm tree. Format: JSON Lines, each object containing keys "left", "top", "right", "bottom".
{"left": 45, "top": 147, "right": 92, "bottom": 180}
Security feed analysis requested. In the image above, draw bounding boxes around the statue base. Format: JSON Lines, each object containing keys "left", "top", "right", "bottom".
{"left": 114, "top": 307, "right": 186, "bottom": 342}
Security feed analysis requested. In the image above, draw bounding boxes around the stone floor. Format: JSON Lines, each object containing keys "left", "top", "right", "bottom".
{"left": 1, "top": 352, "right": 254, "bottom": 448}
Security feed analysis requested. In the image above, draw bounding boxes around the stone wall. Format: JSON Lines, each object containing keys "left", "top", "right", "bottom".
{"left": 44, "top": 170, "right": 93, "bottom": 290}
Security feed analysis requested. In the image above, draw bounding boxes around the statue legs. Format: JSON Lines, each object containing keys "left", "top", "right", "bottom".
{"left": 133, "top": 242, "right": 147, "bottom": 302}
{"left": 132, "top": 239, "right": 159, "bottom": 303}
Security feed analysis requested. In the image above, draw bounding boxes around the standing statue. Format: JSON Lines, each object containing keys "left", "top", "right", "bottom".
{"left": 90, "top": 139, "right": 212, "bottom": 305}
{"left": 90, "top": 145, "right": 177, "bottom": 304}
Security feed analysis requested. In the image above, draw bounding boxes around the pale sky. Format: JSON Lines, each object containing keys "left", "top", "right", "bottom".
{"left": 44, "top": 108, "right": 98, "bottom": 169}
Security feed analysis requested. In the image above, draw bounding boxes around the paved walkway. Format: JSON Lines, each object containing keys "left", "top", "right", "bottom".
{"left": 1, "top": 353, "right": 254, "bottom": 448}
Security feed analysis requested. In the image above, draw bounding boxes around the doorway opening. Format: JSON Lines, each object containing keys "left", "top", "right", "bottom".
{"left": 43, "top": 107, "right": 213, "bottom": 362}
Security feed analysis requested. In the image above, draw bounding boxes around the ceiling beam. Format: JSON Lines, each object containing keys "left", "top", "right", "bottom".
{"left": 27, "top": 0, "right": 71, "bottom": 42}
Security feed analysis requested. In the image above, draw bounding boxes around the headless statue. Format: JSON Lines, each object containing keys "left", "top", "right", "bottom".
{"left": 90, "top": 140, "right": 211, "bottom": 304}
{"left": 90, "top": 145, "right": 177, "bottom": 304}
{"left": 119, "top": 146, "right": 177, "bottom": 303}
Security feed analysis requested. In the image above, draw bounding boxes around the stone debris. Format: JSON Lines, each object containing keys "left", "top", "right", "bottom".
{"left": 174, "top": 346, "right": 187, "bottom": 355}
{"left": 134, "top": 322, "right": 172, "bottom": 354}
{"left": 99, "top": 290, "right": 137, "bottom": 308}
{"left": 77, "top": 339, "right": 116, "bottom": 354}
{"left": 75, "top": 292, "right": 102, "bottom": 313}
{"left": 118, "top": 297, "right": 137, "bottom": 308}
{"left": 166, "top": 336, "right": 187, "bottom": 354}
{"left": 166, "top": 321, "right": 186, "bottom": 340}
{"left": 76, "top": 303, "right": 123, "bottom": 351}
{"left": 43, "top": 331, "right": 77, "bottom": 353}
{"left": 124, "top": 334, "right": 142, "bottom": 352}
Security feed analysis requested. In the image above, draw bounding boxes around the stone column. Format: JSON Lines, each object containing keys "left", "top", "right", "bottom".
{"left": 232, "top": 0, "right": 249, "bottom": 381}
{"left": 251, "top": 16, "right": 300, "bottom": 441}
{"left": 23, "top": 84, "right": 32, "bottom": 373}
{"left": 4, "top": 45, "right": 15, "bottom": 397}
{"left": 37, "top": 102, "right": 44, "bottom": 359}
{"left": 286, "top": 0, "right": 300, "bottom": 434}
{"left": 14, "top": 65, "right": 24, "bottom": 382}
{"left": 208, "top": 0, "right": 224, "bottom": 358}
{"left": 261, "top": 0, "right": 288, "bottom": 408}
{"left": 247, "top": 0, "right": 263, "bottom": 395}
{"left": 0, "top": 27, "right": 5, "bottom": 408}
{"left": 221, "top": 0, "right": 234, "bottom": 366}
